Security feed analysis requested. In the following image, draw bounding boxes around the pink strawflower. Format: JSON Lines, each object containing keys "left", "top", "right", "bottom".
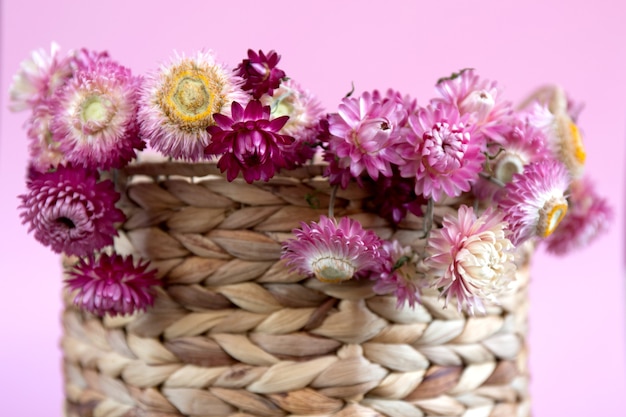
{"left": 261, "top": 78, "right": 325, "bottom": 168}
{"left": 527, "top": 102, "right": 586, "bottom": 179}
{"left": 399, "top": 102, "right": 484, "bottom": 201}
{"left": 326, "top": 90, "right": 407, "bottom": 181}
{"left": 70, "top": 48, "right": 112, "bottom": 71}
{"left": 206, "top": 100, "right": 294, "bottom": 182}
{"left": 282, "top": 215, "right": 382, "bottom": 283}
{"left": 26, "top": 100, "right": 65, "bottom": 173}
{"left": 425, "top": 206, "right": 516, "bottom": 314}
{"left": 235, "top": 49, "right": 286, "bottom": 99}
{"left": 544, "top": 177, "right": 612, "bottom": 254}
{"left": 139, "top": 51, "right": 248, "bottom": 161}
{"left": 474, "top": 116, "right": 551, "bottom": 199}
{"left": 66, "top": 254, "right": 161, "bottom": 317}
{"left": 434, "top": 69, "right": 513, "bottom": 142}
{"left": 497, "top": 159, "right": 570, "bottom": 246}
{"left": 373, "top": 240, "right": 423, "bottom": 308}
{"left": 50, "top": 59, "right": 144, "bottom": 169}
{"left": 9, "top": 42, "right": 73, "bottom": 112}
{"left": 19, "top": 165, "right": 125, "bottom": 256}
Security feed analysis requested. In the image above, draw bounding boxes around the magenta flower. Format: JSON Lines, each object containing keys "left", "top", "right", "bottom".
{"left": 399, "top": 102, "right": 484, "bottom": 201}
{"left": 70, "top": 48, "right": 112, "bottom": 71}
{"left": 544, "top": 177, "right": 612, "bottom": 254}
{"left": 139, "top": 51, "right": 248, "bottom": 161}
{"left": 66, "top": 254, "right": 160, "bottom": 317}
{"left": 371, "top": 167, "right": 425, "bottom": 224}
{"left": 235, "top": 49, "right": 286, "bottom": 99}
{"left": 19, "top": 165, "right": 125, "bottom": 256}
{"left": 206, "top": 100, "right": 294, "bottom": 183}
{"left": 9, "top": 42, "right": 73, "bottom": 112}
{"left": 425, "top": 206, "right": 516, "bottom": 314}
{"left": 50, "top": 59, "right": 144, "bottom": 169}
{"left": 282, "top": 215, "right": 382, "bottom": 283}
{"left": 373, "top": 240, "right": 423, "bottom": 308}
{"left": 497, "top": 159, "right": 570, "bottom": 246}
{"left": 434, "top": 69, "right": 513, "bottom": 142}
{"left": 326, "top": 90, "right": 407, "bottom": 182}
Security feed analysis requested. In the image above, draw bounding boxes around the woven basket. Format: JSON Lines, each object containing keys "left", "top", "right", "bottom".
{"left": 61, "top": 162, "right": 531, "bottom": 417}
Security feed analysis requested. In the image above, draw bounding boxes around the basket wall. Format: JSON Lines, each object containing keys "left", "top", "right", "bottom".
{"left": 62, "top": 163, "right": 530, "bottom": 417}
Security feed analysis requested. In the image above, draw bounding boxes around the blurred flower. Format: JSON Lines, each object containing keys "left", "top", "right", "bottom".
{"left": 66, "top": 254, "right": 160, "bottom": 317}
{"left": 138, "top": 51, "right": 248, "bottom": 160}
{"left": 326, "top": 90, "right": 406, "bottom": 181}
{"left": 497, "top": 159, "right": 570, "bottom": 246}
{"left": 399, "top": 102, "right": 484, "bottom": 201}
{"left": 528, "top": 102, "right": 586, "bottom": 179}
{"left": 282, "top": 215, "right": 382, "bottom": 282}
{"left": 50, "top": 59, "right": 144, "bottom": 169}
{"left": 425, "top": 205, "right": 516, "bottom": 314}
{"left": 261, "top": 78, "right": 324, "bottom": 168}
{"left": 370, "top": 167, "right": 425, "bottom": 224}
{"left": 373, "top": 240, "right": 423, "bottom": 308}
{"left": 235, "top": 49, "right": 286, "bottom": 99}
{"left": 206, "top": 100, "right": 294, "bottom": 182}
{"left": 434, "top": 68, "right": 513, "bottom": 142}
{"left": 26, "top": 100, "right": 65, "bottom": 173}
{"left": 544, "top": 176, "right": 612, "bottom": 254}
{"left": 19, "top": 165, "right": 125, "bottom": 256}
{"left": 9, "top": 42, "right": 73, "bottom": 112}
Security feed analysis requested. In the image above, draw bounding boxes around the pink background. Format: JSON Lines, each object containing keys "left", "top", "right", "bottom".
{"left": 1, "top": 0, "right": 625, "bottom": 415}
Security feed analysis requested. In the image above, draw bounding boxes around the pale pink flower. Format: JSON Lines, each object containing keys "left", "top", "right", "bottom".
{"left": 474, "top": 116, "right": 551, "bottom": 200}
{"left": 399, "top": 102, "right": 484, "bottom": 201}
{"left": 205, "top": 100, "right": 294, "bottom": 182}
{"left": 66, "top": 254, "right": 160, "bottom": 317}
{"left": 9, "top": 42, "right": 73, "bottom": 111}
{"left": 544, "top": 176, "right": 612, "bottom": 254}
{"left": 373, "top": 240, "right": 423, "bottom": 308}
{"left": 434, "top": 69, "right": 513, "bottom": 142}
{"left": 26, "top": 101, "right": 65, "bottom": 173}
{"left": 50, "top": 60, "right": 144, "bottom": 169}
{"left": 19, "top": 165, "right": 125, "bottom": 256}
{"left": 261, "top": 78, "right": 325, "bottom": 168}
{"left": 282, "top": 216, "right": 382, "bottom": 283}
{"left": 326, "top": 90, "right": 407, "bottom": 181}
{"left": 497, "top": 159, "right": 570, "bottom": 246}
{"left": 425, "top": 206, "right": 516, "bottom": 314}
{"left": 138, "top": 51, "right": 248, "bottom": 160}
{"left": 527, "top": 102, "right": 586, "bottom": 179}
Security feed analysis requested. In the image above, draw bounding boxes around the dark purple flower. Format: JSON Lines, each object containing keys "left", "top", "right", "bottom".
{"left": 66, "top": 253, "right": 160, "bottom": 316}
{"left": 234, "top": 49, "right": 286, "bottom": 99}
{"left": 206, "top": 100, "right": 294, "bottom": 183}
{"left": 19, "top": 165, "right": 125, "bottom": 256}
{"left": 371, "top": 168, "right": 426, "bottom": 224}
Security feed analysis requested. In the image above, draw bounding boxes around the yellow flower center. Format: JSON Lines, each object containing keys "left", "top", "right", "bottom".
{"left": 311, "top": 257, "right": 355, "bottom": 283}
{"left": 158, "top": 64, "right": 227, "bottom": 131}
{"left": 538, "top": 197, "right": 568, "bottom": 238}
{"left": 568, "top": 121, "right": 586, "bottom": 164}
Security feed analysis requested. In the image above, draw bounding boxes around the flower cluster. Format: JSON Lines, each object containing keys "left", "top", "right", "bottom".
{"left": 11, "top": 45, "right": 611, "bottom": 316}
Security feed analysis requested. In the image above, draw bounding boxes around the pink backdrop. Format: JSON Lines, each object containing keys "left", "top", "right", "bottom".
{"left": 1, "top": 0, "right": 625, "bottom": 415}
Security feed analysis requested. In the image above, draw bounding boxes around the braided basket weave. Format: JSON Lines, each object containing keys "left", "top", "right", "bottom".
{"left": 62, "top": 162, "right": 531, "bottom": 417}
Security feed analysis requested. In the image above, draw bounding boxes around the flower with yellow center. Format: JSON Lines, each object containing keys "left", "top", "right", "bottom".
{"left": 138, "top": 51, "right": 248, "bottom": 160}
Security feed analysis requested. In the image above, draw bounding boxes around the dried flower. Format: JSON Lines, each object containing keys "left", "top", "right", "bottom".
{"left": 50, "top": 59, "right": 144, "bottom": 169}
{"left": 66, "top": 254, "right": 160, "bottom": 316}
{"left": 138, "top": 51, "right": 248, "bottom": 160}
{"left": 206, "top": 100, "right": 294, "bottom": 182}
{"left": 26, "top": 101, "right": 65, "bottom": 173}
{"left": 544, "top": 177, "right": 612, "bottom": 254}
{"left": 399, "top": 102, "right": 484, "bottom": 201}
{"left": 326, "top": 90, "right": 407, "bottom": 181}
{"left": 235, "top": 49, "right": 286, "bottom": 99}
{"left": 19, "top": 165, "right": 125, "bottom": 256}
{"left": 497, "top": 159, "right": 570, "bottom": 246}
{"left": 282, "top": 215, "right": 382, "bottom": 282}
{"left": 373, "top": 240, "right": 423, "bottom": 308}
{"left": 425, "top": 205, "right": 516, "bottom": 314}
{"left": 370, "top": 167, "right": 425, "bottom": 224}
{"left": 9, "top": 42, "right": 73, "bottom": 112}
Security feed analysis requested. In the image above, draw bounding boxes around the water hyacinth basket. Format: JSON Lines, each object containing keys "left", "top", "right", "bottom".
{"left": 62, "top": 161, "right": 530, "bottom": 417}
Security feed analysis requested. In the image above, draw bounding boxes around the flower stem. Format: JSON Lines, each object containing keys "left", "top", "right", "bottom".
{"left": 479, "top": 171, "right": 506, "bottom": 188}
{"left": 423, "top": 198, "right": 434, "bottom": 238}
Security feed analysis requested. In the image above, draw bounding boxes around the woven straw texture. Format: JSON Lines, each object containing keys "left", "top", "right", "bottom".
{"left": 62, "top": 162, "right": 531, "bottom": 417}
